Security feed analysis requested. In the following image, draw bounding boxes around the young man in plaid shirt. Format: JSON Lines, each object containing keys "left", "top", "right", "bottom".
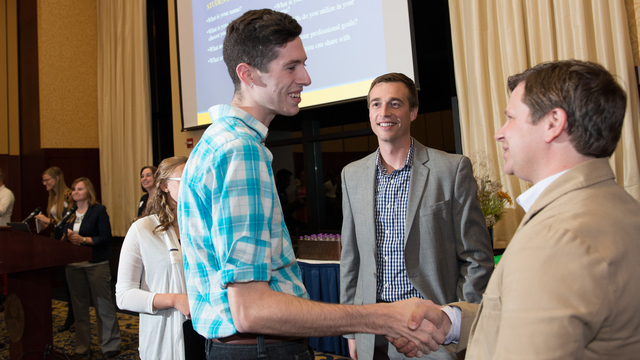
{"left": 179, "top": 8, "right": 446, "bottom": 360}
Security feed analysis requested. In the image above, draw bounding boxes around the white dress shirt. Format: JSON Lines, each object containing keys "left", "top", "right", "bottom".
{"left": 0, "top": 184, "right": 15, "bottom": 226}
{"left": 443, "top": 169, "right": 569, "bottom": 343}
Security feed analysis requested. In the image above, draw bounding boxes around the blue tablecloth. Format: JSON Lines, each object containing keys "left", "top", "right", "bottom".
{"left": 298, "top": 260, "right": 349, "bottom": 356}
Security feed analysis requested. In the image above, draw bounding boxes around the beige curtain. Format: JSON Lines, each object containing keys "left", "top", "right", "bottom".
{"left": 626, "top": 0, "right": 640, "bottom": 65}
{"left": 97, "top": 0, "right": 152, "bottom": 236}
{"left": 449, "top": 0, "right": 640, "bottom": 248}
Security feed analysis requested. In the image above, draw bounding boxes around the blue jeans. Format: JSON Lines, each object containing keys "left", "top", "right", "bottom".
{"left": 205, "top": 337, "right": 313, "bottom": 360}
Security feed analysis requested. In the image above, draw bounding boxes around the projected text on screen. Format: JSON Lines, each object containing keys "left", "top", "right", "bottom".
{"left": 176, "top": 0, "right": 415, "bottom": 129}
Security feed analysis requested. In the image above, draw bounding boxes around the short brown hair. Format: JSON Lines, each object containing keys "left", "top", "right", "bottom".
{"left": 508, "top": 60, "right": 626, "bottom": 158}
{"left": 367, "top": 73, "right": 419, "bottom": 110}
{"left": 223, "top": 9, "right": 302, "bottom": 92}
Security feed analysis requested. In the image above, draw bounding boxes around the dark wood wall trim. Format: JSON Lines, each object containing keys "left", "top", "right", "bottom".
{"left": 42, "top": 148, "right": 102, "bottom": 202}
{"left": 20, "top": 149, "right": 101, "bottom": 220}
{"left": 16, "top": 1, "right": 102, "bottom": 221}
{"left": 17, "top": 0, "right": 41, "bottom": 220}
{"left": 17, "top": 0, "right": 39, "bottom": 157}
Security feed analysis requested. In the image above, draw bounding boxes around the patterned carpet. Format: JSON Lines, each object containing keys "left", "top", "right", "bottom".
{"left": 0, "top": 300, "right": 349, "bottom": 360}
{"left": 1, "top": 300, "right": 141, "bottom": 359}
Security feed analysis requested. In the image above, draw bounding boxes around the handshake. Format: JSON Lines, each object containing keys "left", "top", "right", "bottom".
{"left": 375, "top": 298, "right": 454, "bottom": 358}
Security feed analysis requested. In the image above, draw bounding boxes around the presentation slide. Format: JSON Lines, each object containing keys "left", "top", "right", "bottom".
{"left": 176, "top": 0, "right": 415, "bottom": 129}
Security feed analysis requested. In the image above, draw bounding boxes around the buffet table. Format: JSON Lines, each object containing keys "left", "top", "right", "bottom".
{"left": 297, "top": 259, "right": 348, "bottom": 356}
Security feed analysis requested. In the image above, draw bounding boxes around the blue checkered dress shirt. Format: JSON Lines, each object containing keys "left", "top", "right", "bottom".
{"left": 178, "top": 104, "right": 308, "bottom": 339}
{"left": 375, "top": 139, "right": 424, "bottom": 302}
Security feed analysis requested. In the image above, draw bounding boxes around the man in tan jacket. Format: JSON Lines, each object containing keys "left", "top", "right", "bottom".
{"left": 390, "top": 59, "right": 640, "bottom": 359}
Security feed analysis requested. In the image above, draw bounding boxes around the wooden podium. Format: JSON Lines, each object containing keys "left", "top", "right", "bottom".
{"left": 0, "top": 230, "right": 92, "bottom": 359}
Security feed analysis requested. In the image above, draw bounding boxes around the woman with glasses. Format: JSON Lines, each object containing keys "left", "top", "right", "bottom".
{"left": 64, "top": 177, "right": 122, "bottom": 358}
{"left": 116, "top": 156, "right": 204, "bottom": 360}
{"left": 35, "top": 166, "right": 72, "bottom": 238}
{"left": 34, "top": 166, "right": 76, "bottom": 332}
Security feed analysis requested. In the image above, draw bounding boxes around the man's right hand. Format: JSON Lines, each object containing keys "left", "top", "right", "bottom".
{"left": 377, "top": 298, "right": 445, "bottom": 357}
{"left": 387, "top": 301, "right": 452, "bottom": 357}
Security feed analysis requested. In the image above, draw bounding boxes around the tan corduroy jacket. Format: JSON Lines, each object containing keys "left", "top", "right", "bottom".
{"left": 448, "top": 158, "right": 640, "bottom": 359}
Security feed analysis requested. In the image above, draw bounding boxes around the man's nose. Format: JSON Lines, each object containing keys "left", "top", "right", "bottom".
{"left": 494, "top": 123, "right": 506, "bottom": 141}
{"left": 299, "top": 67, "right": 311, "bottom": 86}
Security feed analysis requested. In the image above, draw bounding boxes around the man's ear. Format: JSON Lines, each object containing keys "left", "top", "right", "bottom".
{"left": 235, "top": 63, "right": 254, "bottom": 88}
{"left": 543, "top": 108, "right": 567, "bottom": 143}
{"left": 410, "top": 107, "right": 418, "bottom": 122}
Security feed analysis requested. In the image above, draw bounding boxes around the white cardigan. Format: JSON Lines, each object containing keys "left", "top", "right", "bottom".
{"left": 116, "top": 215, "right": 187, "bottom": 360}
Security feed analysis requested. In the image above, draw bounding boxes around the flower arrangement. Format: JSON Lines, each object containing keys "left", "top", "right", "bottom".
{"left": 476, "top": 175, "right": 512, "bottom": 229}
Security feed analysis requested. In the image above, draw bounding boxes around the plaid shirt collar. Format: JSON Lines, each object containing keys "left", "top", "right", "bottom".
{"left": 375, "top": 138, "right": 415, "bottom": 175}
{"left": 220, "top": 104, "right": 269, "bottom": 143}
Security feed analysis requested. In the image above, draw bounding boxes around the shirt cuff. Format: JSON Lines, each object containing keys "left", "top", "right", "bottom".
{"left": 219, "top": 263, "right": 270, "bottom": 289}
{"left": 440, "top": 306, "right": 461, "bottom": 344}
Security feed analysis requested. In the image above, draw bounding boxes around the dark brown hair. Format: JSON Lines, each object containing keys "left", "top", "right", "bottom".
{"left": 223, "top": 9, "right": 302, "bottom": 92}
{"left": 140, "top": 165, "right": 157, "bottom": 193}
{"left": 367, "top": 73, "right": 419, "bottom": 110}
{"left": 508, "top": 60, "right": 626, "bottom": 158}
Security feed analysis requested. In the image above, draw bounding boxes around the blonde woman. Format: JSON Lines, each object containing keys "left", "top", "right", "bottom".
{"left": 35, "top": 166, "right": 72, "bottom": 237}
{"left": 64, "top": 177, "right": 122, "bottom": 358}
{"left": 117, "top": 156, "right": 204, "bottom": 360}
{"left": 34, "top": 166, "right": 75, "bottom": 332}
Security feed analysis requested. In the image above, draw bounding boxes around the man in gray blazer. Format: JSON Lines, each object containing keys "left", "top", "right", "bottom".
{"left": 340, "top": 73, "right": 494, "bottom": 360}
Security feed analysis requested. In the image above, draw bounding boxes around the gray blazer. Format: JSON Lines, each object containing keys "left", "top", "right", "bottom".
{"left": 340, "top": 140, "right": 494, "bottom": 359}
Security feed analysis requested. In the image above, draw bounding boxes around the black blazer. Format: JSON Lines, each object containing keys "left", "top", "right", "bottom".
{"left": 64, "top": 203, "right": 113, "bottom": 263}
{"left": 137, "top": 193, "right": 149, "bottom": 217}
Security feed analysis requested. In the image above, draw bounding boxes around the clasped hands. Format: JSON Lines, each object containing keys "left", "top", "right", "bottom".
{"left": 66, "top": 229, "right": 85, "bottom": 245}
{"left": 386, "top": 298, "right": 452, "bottom": 358}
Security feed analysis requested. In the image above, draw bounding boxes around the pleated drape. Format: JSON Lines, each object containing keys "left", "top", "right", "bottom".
{"left": 97, "top": 0, "right": 152, "bottom": 236}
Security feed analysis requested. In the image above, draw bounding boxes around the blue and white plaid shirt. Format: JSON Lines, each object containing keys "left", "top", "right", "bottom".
{"left": 375, "top": 139, "right": 423, "bottom": 302}
{"left": 178, "top": 104, "right": 308, "bottom": 339}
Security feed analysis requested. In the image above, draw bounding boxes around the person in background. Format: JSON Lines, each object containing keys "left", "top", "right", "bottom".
{"left": 64, "top": 177, "right": 121, "bottom": 359}
{"left": 339, "top": 72, "right": 494, "bottom": 360}
{"left": 0, "top": 167, "right": 14, "bottom": 317}
{"left": 138, "top": 165, "right": 157, "bottom": 217}
{"left": 392, "top": 60, "right": 640, "bottom": 359}
{"left": 117, "top": 156, "right": 205, "bottom": 360}
{"left": 35, "top": 166, "right": 72, "bottom": 238}
{"left": 323, "top": 169, "right": 341, "bottom": 230}
{"left": 275, "top": 168, "right": 301, "bottom": 235}
{"left": 293, "top": 170, "right": 308, "bottom": 230}
{"left": 34, "top": 166, "right": 75, "bottom": 332}
{"left": 0, "top": 168, "right": 15, "bottom": 226}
